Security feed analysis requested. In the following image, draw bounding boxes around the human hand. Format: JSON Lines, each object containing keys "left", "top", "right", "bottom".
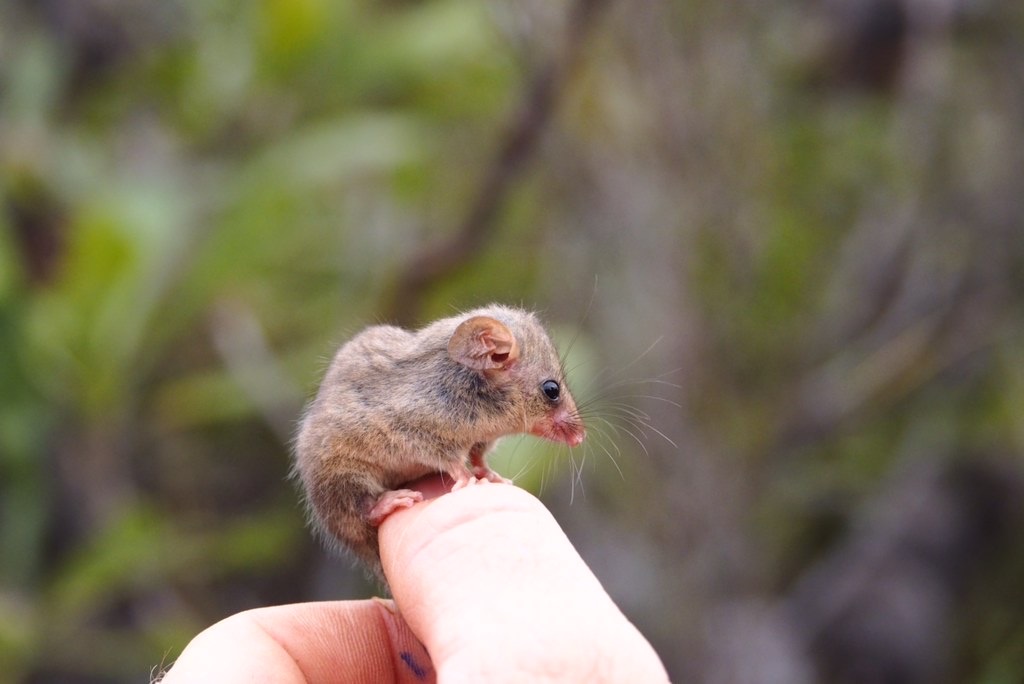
{"left": 159, "top": 477, "right": 669, "bottom": 683}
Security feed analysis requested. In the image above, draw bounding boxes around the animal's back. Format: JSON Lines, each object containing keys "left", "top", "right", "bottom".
{"left": 296, "top": 323, "right": 452, "bottom": 486}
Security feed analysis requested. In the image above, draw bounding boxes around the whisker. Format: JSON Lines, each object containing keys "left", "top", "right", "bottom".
{"left": 568, "top": 449, "right": 578, "bottom": 504}
{"left": 589, "top": 415, "right": 648, "bottom": 456}
{"left": 584, "top": 341, "right": 668, "bottom": 391}
{"left": 585, "top": 400, "right": 654, "bottom": 416}
{"left": 576, "top": 391, "right": 682, "bottom": 413}
{"left": 575, "top": 446, "right": 587, "bottom": 500}
{"left": 608, "top": 393, "right": 683, "bottom": 409}
{"left": 510, "top": 449, "right": 537, "bottom": 482}
{"left": 607, "top": 392, "right": 683, "bottom": 408}
{"left": 591, "top": 432, "right": 624, "bottom": 480}
{"left": 581, "top": 406, "right": 655, "bottom": 426}
{"left": 597, "top": 368, "right": 684, "bottom": 392}
{"left": 576, "top": 385, "right": 680, "bottom": 405}
{"left": 632, "top": 420, "right": 678, "bottom": 449}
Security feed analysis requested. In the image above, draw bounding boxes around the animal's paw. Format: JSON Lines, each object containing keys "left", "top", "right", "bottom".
{"left": 449, "top": 466, "right": 511, "bottom": 491}
{"left": 368, "top": 488, "right": 424, "bottom": 526}
{"left": 473, "top": 466, "right": 512, "bottom": 485}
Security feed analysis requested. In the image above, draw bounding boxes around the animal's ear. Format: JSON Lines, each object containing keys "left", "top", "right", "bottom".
{"left": 448, "top": 316, "right": 520, "bottom": 371}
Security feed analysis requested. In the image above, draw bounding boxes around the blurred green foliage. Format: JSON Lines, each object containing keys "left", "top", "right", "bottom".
{"left": 2, "top": 0, "right": 1024, "bottom": 681}
{"left": 0, "top": 0, "right": 528, "bottom": 679}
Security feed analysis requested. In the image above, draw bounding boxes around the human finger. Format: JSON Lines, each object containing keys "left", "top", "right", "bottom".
{"left": 158, "top": 598, "right": 434, "bottom": 684}
{"left": 379, "top": 481, "right": 668, "bottom": 682}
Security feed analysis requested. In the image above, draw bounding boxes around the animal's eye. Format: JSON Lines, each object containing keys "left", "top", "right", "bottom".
{"left": 541, "top": 380, "right": 561, "bottom": 402}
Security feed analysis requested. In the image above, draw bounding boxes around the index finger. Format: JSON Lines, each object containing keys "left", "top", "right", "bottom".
{"left": 379, "top": 481, "right": 669, "bottom": 682}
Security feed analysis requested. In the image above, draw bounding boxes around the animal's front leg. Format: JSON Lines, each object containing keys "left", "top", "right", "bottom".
{"left": 468, "top": 441, "right": 512, "bottom": 484}
{"left": 442, "top": 456, "right": 476, "bottom": 491}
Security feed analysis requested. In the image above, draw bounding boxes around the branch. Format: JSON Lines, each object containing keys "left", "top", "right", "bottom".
{"left": 382, "top": 0, "right": 611, "bottom": 327}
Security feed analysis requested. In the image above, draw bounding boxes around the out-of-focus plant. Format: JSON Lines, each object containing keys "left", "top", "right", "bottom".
{"left": 0, "top": 0, "right": 532, "bottom": 680}
{"left": 3, "top": 0, "right": 1024, "bottom": 681}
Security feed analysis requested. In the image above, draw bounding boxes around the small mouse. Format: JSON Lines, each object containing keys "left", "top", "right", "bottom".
{"left": 294, "top": 304, "right": 585, "bottom": 580}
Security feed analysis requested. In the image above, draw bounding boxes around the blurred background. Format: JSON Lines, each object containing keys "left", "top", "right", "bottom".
{"left": 2, "top": 0, "right": 1024, "bottom": 681}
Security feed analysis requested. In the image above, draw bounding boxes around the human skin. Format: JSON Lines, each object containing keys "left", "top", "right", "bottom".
{"left": 159, "top": 477, "right": 669, "bottom": 683}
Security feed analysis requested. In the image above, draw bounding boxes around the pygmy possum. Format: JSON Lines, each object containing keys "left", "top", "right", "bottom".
{"left": 293, "top": 304, "right": 586, "bottom": 580}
